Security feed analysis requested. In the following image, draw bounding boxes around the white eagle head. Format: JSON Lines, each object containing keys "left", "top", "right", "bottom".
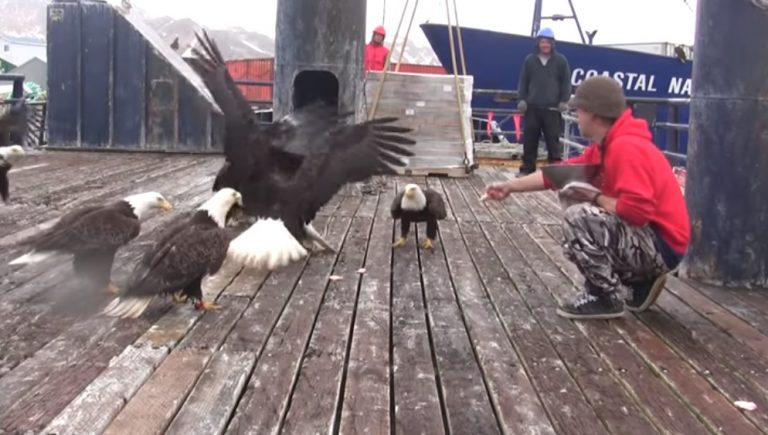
{"left": 124, "top": 191, "right": 173, "bottom": 219}
{"left": 199, "top": 187, "right": 243, "bottom": 227}
{"left": 401, "top": 183, "right": 427, "bottom": 211}
{"left": 0, "top": 145, "right": 25, "bottom": 160}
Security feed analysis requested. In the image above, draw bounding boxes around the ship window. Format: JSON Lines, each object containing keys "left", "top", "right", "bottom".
{"left": 292, "top": 70, "right": 339, "bottom": 113}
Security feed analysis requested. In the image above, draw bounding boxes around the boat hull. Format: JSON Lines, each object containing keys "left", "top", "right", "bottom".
{"left": 420, "top": 23, "right": 692, "bottom": 155}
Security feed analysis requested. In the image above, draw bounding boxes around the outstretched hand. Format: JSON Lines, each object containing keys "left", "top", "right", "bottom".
{"left": 482, "top": 182, "right": 511, "bottom": 201}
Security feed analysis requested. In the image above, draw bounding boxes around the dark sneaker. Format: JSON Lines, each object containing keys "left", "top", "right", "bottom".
{"left": 626, "top": 274, "right": 668, "bottom": 312}
{"left": 556, "top": 292, "right": 624, "bottom": 320}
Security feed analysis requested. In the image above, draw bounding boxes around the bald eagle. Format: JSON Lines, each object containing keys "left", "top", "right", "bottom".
{"left": 391, "top": 184, "right": 448, "bottom": 250}
{"left": 0, "top": 145, "right": 26, "bottom": 203}
{"left": 188, "top": 31, "right": 416, "bottom": 270}
{"left": 9, "top": 192, "right": 173, "bottom": 293}
{"left": 102, "top": 188, "right": 243, "bottom": 319}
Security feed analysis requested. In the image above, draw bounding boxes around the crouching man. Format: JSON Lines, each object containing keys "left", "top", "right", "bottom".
{"left": 483, "top": 75, "right": 690, "bottom": 320}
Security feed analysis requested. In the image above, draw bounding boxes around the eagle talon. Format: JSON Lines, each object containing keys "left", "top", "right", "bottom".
{"left": 194, "top": 300, "right": 222, "bottom": 311}
{"left": 392, "top": 238, "right": 407, "bottom": 248}
{"left": 421, "top": 239, "right": 434, "bottom": 250}
{"left": 172, "top": 291, "right": 188, "bottom": 304}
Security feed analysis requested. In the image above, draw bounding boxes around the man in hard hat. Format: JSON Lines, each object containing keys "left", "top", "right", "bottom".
{"left": 364, "top": 25, "right": 390, "bottom": 72}
{"left": 517, "top": 27, "right": 572, "bottom": 176}
{"left": 483, "top": 75, "right": 689, "bottom": 320}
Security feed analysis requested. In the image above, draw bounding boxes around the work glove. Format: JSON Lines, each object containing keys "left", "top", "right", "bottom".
{"left": 517, "top": 100, "right": 527, "bottom": 112}
{"left": 558, "top": 102, "right": 568, "bottom": 112}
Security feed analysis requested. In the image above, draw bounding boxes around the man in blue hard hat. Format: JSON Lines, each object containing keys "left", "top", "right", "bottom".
{"left": 516, "top": 27, "right": 572, "bottom": 176}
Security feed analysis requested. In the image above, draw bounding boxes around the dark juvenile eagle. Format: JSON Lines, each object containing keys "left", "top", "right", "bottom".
{"left": 0, "top": 145, "right": 26, "bottom": 203}
{"left": 188, "top": 31, "right": 416, "bottom": 270}
{"left": 9, "top": 192, "right": 173, "bottom": 293}
{"left": 391, "top": 183, "right": 447, "bottom": 250}
{"left": 102, "top": 188, "right": 243, "bottom": 319}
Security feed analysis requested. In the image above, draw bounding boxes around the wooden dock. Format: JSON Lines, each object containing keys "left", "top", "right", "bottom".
{"left": 1, "top": 151, "right": 767, "bottom": 435}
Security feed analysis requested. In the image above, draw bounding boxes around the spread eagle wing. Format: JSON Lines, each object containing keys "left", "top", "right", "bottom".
{"left": 122, "top": 222, "right": 230, "bottom": 297}
{"left": 0, "top": 158, "right": 11, "bottom": 203}
{"left": 188, "top": 30, "right": 267, "bottom": 188}
{"left": 279, "top": 116, "right": 416, "bottom": 226}
{"left": 425, "top": 188, "right": 448, "bottom": 220}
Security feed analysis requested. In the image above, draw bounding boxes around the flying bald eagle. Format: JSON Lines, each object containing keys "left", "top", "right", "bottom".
{"left": 0, "top": 145, "right": 25, "bottom": 203}
{"left": 391, "top": 184, "right": 448, "bottom": 249}
{"left": 188, "top": 31, "right": 416, "bottom": 270}
{"left": 102, "top": 188, "right": 243, "bottom": 319}
{"left": 9, "top": 192, "right": 173, "bottom": 293}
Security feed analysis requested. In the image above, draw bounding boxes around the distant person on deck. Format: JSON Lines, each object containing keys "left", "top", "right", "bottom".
{"left": 483, "top": 76, "right": 690, "bottom": 320}
{"left": 364, "top": 26, "right": 390, "bottom": 72}
{"left": 516, "top": 27, "right": 572, "bottom": 176}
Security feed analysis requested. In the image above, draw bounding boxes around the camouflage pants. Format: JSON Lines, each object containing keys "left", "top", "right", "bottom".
{"left": 562, "top": 203, "right": 669, "bottom": 295}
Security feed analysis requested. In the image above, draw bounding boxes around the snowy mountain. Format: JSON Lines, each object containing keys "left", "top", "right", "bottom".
{"left": 0, "top": 0, "right": 440, "bottom": 64}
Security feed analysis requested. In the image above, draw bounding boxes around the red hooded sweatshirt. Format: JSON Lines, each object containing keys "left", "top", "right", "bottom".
{"left": 364, "top": 42, "right": 389, "bottom": 72}
{"left": 544, "top": 108, "right": 690, "bottom": 254}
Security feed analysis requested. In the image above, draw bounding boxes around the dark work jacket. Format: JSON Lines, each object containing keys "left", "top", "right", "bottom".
{"left": 517, "top": 48, "right": 571, "bottom": 109}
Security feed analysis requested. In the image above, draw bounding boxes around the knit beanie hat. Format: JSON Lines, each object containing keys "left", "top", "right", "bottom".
{"left": 568, "top": 75, "right": 627, "bottom": 119}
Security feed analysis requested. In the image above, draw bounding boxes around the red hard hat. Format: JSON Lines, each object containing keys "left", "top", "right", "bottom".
{"left": 373, "top": 25, "right": 386, "bottom": 36}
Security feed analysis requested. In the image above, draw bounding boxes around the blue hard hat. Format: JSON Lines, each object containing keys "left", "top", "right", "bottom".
{"left": 537, "top": 27, "right": 555, "bottom": 39}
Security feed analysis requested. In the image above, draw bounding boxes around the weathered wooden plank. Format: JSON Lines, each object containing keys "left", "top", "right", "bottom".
{"left": 688, "top": 280, "right": 768, "bottom": 338}
{"left": 664, "top": 277, "right": 768, "bottom": 361}
{"left": 41, "top": 345, "right": 169, "bottom": 435}
{"left": 281, "top": 217, "right": 374, "bottom": 434}
{"left": 177, "top": 296, "right": 251, "bottom": 352}
{"left": 474, "top": 221, "right": 610, "bottom": 435}
{"left": 453, "top": 178, "right": 494, "bottom": 222}
{"left": 390, "top": 178, "right": 447, "bottom": 435}
{"left": 224, "top": 213, "right": 355, "bottom": 434}
{"left": 636, "top": 307, "right": 768, "bottom": 429}
{"left": 439, "top": 177, "right": 475, "bottom": 222}
{"left": 655, "top": 291, "right": 768, "bottom": 392}
{"left": 339, "top": 181, "right": 394, "bottom": 435}
{"left": 430, "top": 219, "right": 545, "bottom": 435}
{"left": 164, "top": 351, "right": 255, "bottom": 435}
{"left": 614, "top": 315, "right": 763, "bottom": 435}
{"left": 102, "top": 349, "right": 210, "bottom": 435}
{"left": 221, "top": 265, "right": 267, "bottom": 298}
{"left": 0, "top": 316, "right": 156, "bottom": 433}
{"left": 445, "top": 178, "right": 564, "bottom": 434}
{"left": 502, "top": 223, "right": 661, "bottom": 435}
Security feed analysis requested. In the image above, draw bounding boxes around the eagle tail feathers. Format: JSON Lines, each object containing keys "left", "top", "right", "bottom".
{"left": 102, "top": 296, "right": 154, "bottom": 319}
{"left": 9, "top": 250, "right": 55, "bottom": 266}
{"left": 227, "top": 218, "right": 308, "bottom": 270}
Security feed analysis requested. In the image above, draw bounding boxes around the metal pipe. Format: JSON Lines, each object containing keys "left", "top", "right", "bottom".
{"left": 679, "top": 0, "right": 768, "bottom": 287}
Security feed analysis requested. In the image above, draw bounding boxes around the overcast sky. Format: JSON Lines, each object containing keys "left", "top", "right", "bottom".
{"left": 128, "top": 0, "right": 698, "bottom": 46}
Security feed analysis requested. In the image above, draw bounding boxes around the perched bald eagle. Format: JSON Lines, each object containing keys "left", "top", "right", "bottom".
{"left": 391, "top": 184, "right": 448, "bottom": 250}
{"left": 9, "top": 192, "right": 173, "bottom": 293}
{"left": 188, "top": 31, "right": 416, "bottom": 270}
{"left": 0, "top": 145, "right": 25, "bottom": 203}
{"left": 102, "top": 188, "right": 243, "bottom": 319}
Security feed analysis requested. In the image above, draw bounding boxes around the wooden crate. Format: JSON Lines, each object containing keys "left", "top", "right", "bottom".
{"left": 364, "top": 71, "right": 474, "bottom": 177}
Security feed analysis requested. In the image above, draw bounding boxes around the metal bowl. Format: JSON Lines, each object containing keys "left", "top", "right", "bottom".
{"left": 540, "top": 163, "right": 600, "bottom": 189}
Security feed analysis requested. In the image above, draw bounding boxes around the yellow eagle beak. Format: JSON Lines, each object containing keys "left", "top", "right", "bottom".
{"left": 159, "top": 199, "right": 173, "bottom": 212}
